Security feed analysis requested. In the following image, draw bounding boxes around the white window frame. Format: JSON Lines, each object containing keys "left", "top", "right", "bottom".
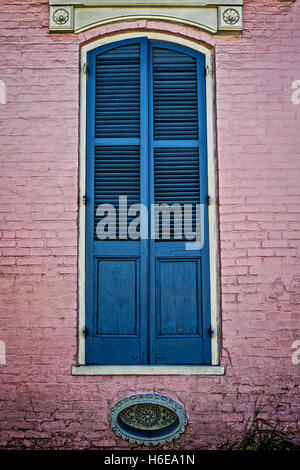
{"left": 74, "top": 31, "right": 224, "bottom": 376}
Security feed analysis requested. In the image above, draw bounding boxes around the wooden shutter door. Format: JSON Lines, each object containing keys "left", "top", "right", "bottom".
{"left": 85, "top": 39, "right": 212, "bottom": 365}
{"left": 85, "top": 39, "right": 148, "bottom": 364}
{"left": 149, "top": 42, "right": 212, "bottom": 364}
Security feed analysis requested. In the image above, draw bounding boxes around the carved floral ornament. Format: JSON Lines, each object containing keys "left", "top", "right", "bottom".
{"left": 49, "top": 1, "right": 244, "bottom": 33}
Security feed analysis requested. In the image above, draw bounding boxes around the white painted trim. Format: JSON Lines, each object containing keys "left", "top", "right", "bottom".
{"left": 78, "top": 32, "right": 220, "bottom": 370}
{"left": 51, "top": 1, "right": 243, "bottom": 6}
{"left": 72, "top": 365, "right": 225, "bottom": 375}
{"left": 78, "top": 50, "right": 87, "bottom": 365}
{"left": 49, "top": 2, "right": 243, "bottom": 33}
{"left": 75, "top": 14, "right": 217, "bottom": 35}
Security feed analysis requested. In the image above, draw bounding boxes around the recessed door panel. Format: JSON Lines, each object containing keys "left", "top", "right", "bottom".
{"left": 156, "top": 259, "right": 201, "bottom": 337}
{"left": 97, "top": 259, "right": 138, "bottom": 336}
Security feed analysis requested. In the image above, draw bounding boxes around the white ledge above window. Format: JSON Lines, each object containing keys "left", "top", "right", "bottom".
{"left": 49, "top": 1, "right": 243, "bottom": 33}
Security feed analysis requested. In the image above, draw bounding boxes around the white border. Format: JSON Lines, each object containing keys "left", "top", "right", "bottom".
{"left": 75, "top": 14, "right": 217, "bottom": 35}
{"left": 77, "top": 32, "right": 220, "bottom": 373}
{"left": 51, "top": 1, "right": 242, "bottom": 5}
{"left": 72, "top": 365, "right": 225, "bottom": 375}
{"left": 49, "top": 1, "right": 243, "bottom": 33}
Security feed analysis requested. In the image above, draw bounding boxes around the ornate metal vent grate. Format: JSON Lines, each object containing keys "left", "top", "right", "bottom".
{"left": 108, "top": 394, "right": 188, "bottom": 445}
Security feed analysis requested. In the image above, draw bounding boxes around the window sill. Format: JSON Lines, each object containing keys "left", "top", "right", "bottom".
{"left": 71, "top": 365, "right": 225, "bottom": 376}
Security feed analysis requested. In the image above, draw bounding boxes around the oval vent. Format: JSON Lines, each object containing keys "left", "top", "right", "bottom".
{"left": 108, "top": 394, "right": 187, "bottom": 446}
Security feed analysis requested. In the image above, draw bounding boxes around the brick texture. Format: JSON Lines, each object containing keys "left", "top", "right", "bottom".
{"left": 0, "top": 0, "right": 299, "bottom": 449}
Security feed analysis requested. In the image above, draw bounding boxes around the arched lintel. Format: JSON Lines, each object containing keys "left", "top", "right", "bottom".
{"left": 79, "top": 28, "right": 215, "bottom": 58}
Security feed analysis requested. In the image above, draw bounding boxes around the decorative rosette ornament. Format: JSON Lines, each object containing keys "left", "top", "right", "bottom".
{"left": 52, "top": 8, "right": 69, "bottom": 25}
{"left": 222, "top": 8, "right": 240, "bottom": 25}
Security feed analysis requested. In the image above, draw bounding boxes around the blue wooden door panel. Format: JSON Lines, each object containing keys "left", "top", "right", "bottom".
{"left": 85, "top": 38, "right": 212, "bottom": 365}
{"left": 155, "top": 337, "right": 206, "bottom": 365}
{"left": 156, "top": 259, "right": 201, "bottom": 337}
{"left": 89, "top": 336, "right": 141, "bottom": 365}
{"left": 85, "top": 38, "right": 148, "bottom": 365}
{"left": 97, "top": 259, "right": 138, "bottom": 336}
{"left": 149, "top": 42, "right": 211, "bottom": 365}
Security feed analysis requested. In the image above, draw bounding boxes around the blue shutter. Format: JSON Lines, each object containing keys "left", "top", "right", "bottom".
{"left": 95, "top": 44, "right": 140, "bottom": 138}
{"left": 153, "top": 48, "right": 199, "bottom": 140}
{"left": 85, "top": 39, "right": 211, "bottom": 365}
{"left": 152, "top": 48, "right": 200, "bottom": 240}
{"left": 94, "top": 146, "right": 140, "bottom": 238}
{"left": 149, "top": 43, "right": 211, "bottom": 365}
{"left": 154, "top": 147, "right": 200, "bottom": 239}
{"left": 85, "top": 39, "right": 148, "bottom": 365}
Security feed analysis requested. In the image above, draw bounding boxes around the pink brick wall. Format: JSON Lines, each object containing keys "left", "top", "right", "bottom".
{"left": 0, "top": 0, "right": 299, "bottom": 449}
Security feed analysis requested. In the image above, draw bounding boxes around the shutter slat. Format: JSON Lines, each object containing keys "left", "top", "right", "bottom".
{"left": 94, "top": 146, "right": 140, "bottom": 239}
{"left": 154, "top": 147, "right": 200, "bottom": 240}
{"left": 153, "top": 47, "right": 199, "bottom": 140}
{"left": 94, "top": 44, "right": 141, "bottom": 238}
{"left": 95, "top": 44, "right": 140, "bottom": 138}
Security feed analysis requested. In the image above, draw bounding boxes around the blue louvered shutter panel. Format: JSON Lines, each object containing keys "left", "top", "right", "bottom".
{"left": 149, "top": 43, "right": 211, "bottom": 364}
{"left": 153, "top": 48, "right": 199, "bottom": 140}
{"left": 94, "top": 146, "right": 140, "bottom": 239}
{"left": 152, "top": 49, "right": 200, "bottom": 240}
{"left": 95, "top": 44, "right": 140, "bottom": 138}
{"left": 94, "top": 45, "right": 141, "bottom": 238}
{"left": 85, "top": 39, "right": 212, "bottom": 366}
{"left": 85, "top": 39, "right": 148, "bottom": 365}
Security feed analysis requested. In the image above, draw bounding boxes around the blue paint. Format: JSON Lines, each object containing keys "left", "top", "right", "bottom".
{"left": 85, "top": 38, "right": 212, "bottom": 365}
{"left": 97, "top": 259, "right": 138, "bottom": 336}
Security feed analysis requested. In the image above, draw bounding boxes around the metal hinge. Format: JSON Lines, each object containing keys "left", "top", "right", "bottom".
{"left": 82, "top": 195, "right": 87, "bottom": 205}
{"left": 82, "top": 327, "right": 88, "bottom": 338}
{"left": 83, "top": 63, "right": 88, "bottom": 78}
{"left": 205, "top": 65, "right": 212, "bottom": 78}
{"left": 207, "top": 196, "right": 212, "bottom": 206}
{"left": 208, "top": 328, "right": 215, "bottom": 338}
